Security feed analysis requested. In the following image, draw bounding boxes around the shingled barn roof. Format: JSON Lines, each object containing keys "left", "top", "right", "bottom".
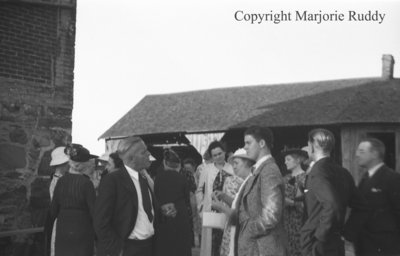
{"left": 99, "top": 78, "right": 400, "bottom": 139}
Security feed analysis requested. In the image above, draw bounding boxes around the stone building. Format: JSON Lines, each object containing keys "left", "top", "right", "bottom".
{"left": 0, "top": 0, "right": 76, "bottom": 254}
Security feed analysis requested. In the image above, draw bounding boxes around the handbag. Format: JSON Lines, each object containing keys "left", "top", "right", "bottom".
{"left": 202, "top": 211, "right": 226, "bottom": 230}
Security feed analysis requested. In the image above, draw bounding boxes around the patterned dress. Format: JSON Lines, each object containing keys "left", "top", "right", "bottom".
{"left": 219, "top": 175, "right": 243, "bottom": 256}
{"left": 211, "top": 170, "right": 232, "bottom": 256}
{"left": 283, "top": 172, "right": 306, "bottom": 256}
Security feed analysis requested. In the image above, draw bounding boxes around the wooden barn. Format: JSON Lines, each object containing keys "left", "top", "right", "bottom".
{"left": 99, "top": 55, "right": 400, "bottom": 182}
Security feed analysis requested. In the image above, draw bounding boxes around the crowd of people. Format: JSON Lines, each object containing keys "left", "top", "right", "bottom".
{"left": 44, "top": 125, "right": 400, "bottom": 256}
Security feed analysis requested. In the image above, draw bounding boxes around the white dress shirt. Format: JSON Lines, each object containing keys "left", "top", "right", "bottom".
{"left": 367, "top": 162, "right": 384, "bottom": 178}
{"left": 49, "top": 171, "right": 64, "bottom": 201}
{"left": 125, "top": 165, "right": 154, "bottom": 240}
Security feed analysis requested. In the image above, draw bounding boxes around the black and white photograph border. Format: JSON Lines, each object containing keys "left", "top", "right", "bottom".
{"left": 0, "top": 0, "right": 400, "bottom": 256}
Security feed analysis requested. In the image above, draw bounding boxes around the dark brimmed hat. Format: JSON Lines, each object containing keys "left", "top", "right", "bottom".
{"left": 281, "top": 148, "right": 308, "bottom": 159}
{"left": 64, "top": 143, "right": 98, "bottom": 163}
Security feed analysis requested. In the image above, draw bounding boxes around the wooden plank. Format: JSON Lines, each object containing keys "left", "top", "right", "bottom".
{"left": 0, "top": 227, "right": 44, "bottom": 238}
{"left": 200, "top": 170, "right": 213, "bottom": 256}
{"left": 341, "top": 126, "right": 360, "bottom": 182}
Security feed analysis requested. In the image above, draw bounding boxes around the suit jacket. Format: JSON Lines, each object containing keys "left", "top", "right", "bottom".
{"left": 232, "top": 156, "right": 286, "bottom": 256}
{"left": 300, "top": 157, "right": 357, "bottom": 256}
{"left": 93, "top": 166, "right": 157, "bottom": 256}
{"left": 354, "top": 164, "right": 400, "bottom": 255}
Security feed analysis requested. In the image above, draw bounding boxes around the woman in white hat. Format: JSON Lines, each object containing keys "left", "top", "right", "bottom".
{"left": 211, "top": 148, "right": 255, "bottom": 256}
{"left": 45, "top": 146, "right": 70, "bottom": 256}
{"left": 49, "top": 147, "right": 70, "bottom": 200}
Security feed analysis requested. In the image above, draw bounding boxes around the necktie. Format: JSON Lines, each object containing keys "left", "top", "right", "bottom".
{"left": 139, "top": 174, "right": 153, "bottom": 222}
{"left": 304, "top": 174, "right": 309, "bottom": 190}
{"left": 358, "top": 172, "right": 370, "bottom": 192}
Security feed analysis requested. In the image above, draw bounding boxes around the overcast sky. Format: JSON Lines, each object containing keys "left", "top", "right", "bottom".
{"left": 72, "top": 0, "right": 400, "bottom": 155}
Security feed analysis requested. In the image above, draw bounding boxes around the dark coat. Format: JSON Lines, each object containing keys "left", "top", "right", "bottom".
{"left": 49, "top": 173, "right": 96, "bottom": 256}
{"left": 93, "top": 167, "right": 157, "bottom": 256}
{"left": 154, "top": 169, "right": 192, "bottom": 256}
{"left": 353, "top": 164, "right": 400, "bottom": 256}
{"left": 300, "top": 157, "right": 357, "bottom": 256}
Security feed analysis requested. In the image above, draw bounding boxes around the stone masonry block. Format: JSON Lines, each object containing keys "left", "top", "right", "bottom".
{"left": 0, "top": 144, "right": 26, "bottom": 169}
{"left": 9, "top": 126, "right": 28, "bottom": 145}
{"left": 37, "top": 150, "right": 52, "bottom": 176}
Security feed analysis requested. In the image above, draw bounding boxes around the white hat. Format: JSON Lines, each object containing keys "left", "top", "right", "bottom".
{"left": 99, "top": 153, "right": 110, "bottom": 162}
{"left": 228, "top": 148, "right": 256, "bottom": 163}
{"left": 50, "top": 146, "right": 69, "bottom": 166}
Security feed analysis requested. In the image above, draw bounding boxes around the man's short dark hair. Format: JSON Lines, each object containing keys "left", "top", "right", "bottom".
{"left": 360, "top": 137, "right": 386, "bottom": 160}
{"left": 308, "top": 128, "right": 335, "bottom": 154}
{"left": 207, "top": 141, "right": 226, "bottom": 156}
{"left": 244, "top": 126, "right": 274, "bottom": 150}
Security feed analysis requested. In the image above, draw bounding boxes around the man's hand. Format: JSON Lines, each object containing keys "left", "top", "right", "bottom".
{"left": 285, "top": 197, "right": 295, "bottom": 206}
{"left": 211, "top": 200, "right": 232, "bottom": 216}
{"left": 212, "top": 191, "right": 223, "bottom": 201}
{"left": 211, "top": 200, "right": 225, "bottom": 212}
{"left": 161, "top": 203, "right": 177, "bottom": 218}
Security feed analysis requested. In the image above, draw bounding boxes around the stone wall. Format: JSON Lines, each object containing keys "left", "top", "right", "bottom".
{"left": 0, "top": 1, "right": 76, "bottom": 255}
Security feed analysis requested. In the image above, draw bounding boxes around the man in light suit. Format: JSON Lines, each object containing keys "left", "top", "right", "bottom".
{"left": 231, "top": 126, "right": 286, "bottom": 256}
{"left": 352, "top": 137, "right": 400, "bottom": 256}
{"left": 300, "top": 129, "right": 358, "bottom": 256}
{"left": 94, "top": 136, "right": 157, "bottom": 256}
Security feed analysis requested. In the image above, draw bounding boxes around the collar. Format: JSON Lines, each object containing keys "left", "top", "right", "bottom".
{"left": 314, "top": 155, "right": 329, "bottom": 163}
{"left": 125, "top": 165, "right": 139, "bottom": 180}
{"left": 308, "top": 157, "right": 331, "bottom": 176}
{"left": 69, "top": 170, "right": 82, "bottom": 175}
{"left": 306, "top": 161, "right": 315, "bottom": 174}
{"left": 53, "top": 170, "right": 63, "bottom": 178}
{"left": 367, "top": 162, "right": 384, "bottom": 178}
{"left": 254, "top": 154, "right": 272, "bottom": 170}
